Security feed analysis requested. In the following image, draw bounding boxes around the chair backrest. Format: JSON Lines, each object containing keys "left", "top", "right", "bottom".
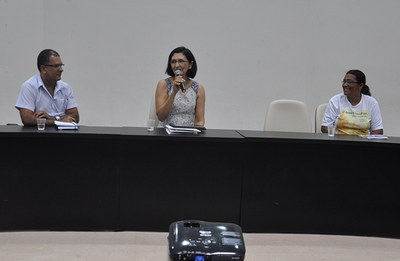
{"left": 315, "top": 103, "right": 328, "bottom": 133}
{"left": 148, "top": 94, "right": 159, "bottom": 127}
{"left": 264, "top": 99, "right": 312, "bottom": 132}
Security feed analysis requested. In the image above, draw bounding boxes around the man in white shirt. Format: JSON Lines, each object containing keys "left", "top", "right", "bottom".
{"left": 15, "top": 49, "right": 79, "bottom": 126}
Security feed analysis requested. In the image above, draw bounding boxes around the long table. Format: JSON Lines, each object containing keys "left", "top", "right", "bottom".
{"left": 237, "top": 130, "right": 400, "bottom": 238}
{"left": 1, "top": 125, "right": 399, "bottom": 238}
{"left": 0, "top": 125, "right": 245, "bottom": 232}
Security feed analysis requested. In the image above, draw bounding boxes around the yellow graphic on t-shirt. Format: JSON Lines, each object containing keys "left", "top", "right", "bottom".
{"left": 336, "top": 110, "right": 370, "bottom": 135}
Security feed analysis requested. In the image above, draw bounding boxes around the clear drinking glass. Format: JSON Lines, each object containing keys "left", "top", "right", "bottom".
{"left": 327, "top": 124, "right": 335, "bottom": 137}
{"left": 37, "top": 118, "right": 46, "bottom": 131}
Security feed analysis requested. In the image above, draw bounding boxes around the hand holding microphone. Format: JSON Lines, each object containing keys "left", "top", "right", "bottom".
{"left": 174, "top": 69, "right": 186, "bottom": 92}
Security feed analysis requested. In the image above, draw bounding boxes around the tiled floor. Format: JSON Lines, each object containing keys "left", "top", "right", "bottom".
{"left": 0, "top": 231, "right": 400, "bottom": 260}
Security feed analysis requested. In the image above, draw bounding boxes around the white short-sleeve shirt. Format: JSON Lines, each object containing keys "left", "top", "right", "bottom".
{"left": 321, "top": 93, "right": 383, "bottom": 135}
{"left": 15, "top": 74, "right": 78, "bottom": 117}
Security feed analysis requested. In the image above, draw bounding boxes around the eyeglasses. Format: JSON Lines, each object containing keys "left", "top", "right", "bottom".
{"left": 170, "top": 59, "right": 188, "bottom": 65}
{"left": 44, "top": 63, "right": 65, "bottom": 69}
{"left": 342, "top": 79, "right": 358, "bottom": 85}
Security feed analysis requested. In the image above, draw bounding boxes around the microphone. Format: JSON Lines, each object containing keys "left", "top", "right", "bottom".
{"left": 174, "top": 69, "right": 185, "bottom": 92}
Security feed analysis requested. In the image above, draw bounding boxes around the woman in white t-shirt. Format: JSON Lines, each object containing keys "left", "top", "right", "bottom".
{"left": 321, "top": 69, "right": 383, "bottom": 135}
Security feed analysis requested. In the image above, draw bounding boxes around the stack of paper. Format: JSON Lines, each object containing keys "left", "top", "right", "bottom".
{"left": 165, "top": 124, "right": 202, "bottom": 134}
{"left": 55, "top": 121, "right": 79, "bottom": 130}
{"left": 359, "top": 134, "right": 388, "bottom": 140}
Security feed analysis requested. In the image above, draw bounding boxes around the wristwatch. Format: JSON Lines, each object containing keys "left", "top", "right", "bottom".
{"left": 55, "top": 115, "right": 61, "bottom": 121}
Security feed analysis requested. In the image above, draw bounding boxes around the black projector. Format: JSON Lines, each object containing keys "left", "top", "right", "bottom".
{"left": 168, "top": 220, "right": 246, "bottom": 261}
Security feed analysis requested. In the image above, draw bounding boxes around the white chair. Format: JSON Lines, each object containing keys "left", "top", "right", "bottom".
{"left": 264, "top": 99, "right": 312, "bottom": 133}
{"left": 315, "top": 103, "right": 328, "bottom": 133}
{"left": 148, "top": 94, "right": 159, "bottom": 128}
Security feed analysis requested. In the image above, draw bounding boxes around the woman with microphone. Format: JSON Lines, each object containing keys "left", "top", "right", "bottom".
{"left": 155, "top": 46, "right": 205, "bottom": 127}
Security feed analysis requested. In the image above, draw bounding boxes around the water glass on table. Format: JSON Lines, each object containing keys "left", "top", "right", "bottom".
{"left": 147, "top": 119, "right": 156, "bottom": 131}
{"left": 328, "top": 124, "right": 335, "bottom": 137}
{"left": 37, "top": 118, "right": 46, "bottom": 131}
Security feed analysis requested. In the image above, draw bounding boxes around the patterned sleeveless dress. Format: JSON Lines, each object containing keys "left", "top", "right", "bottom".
{"left": 162, "top": 77, "right": 199, "bottom": 126}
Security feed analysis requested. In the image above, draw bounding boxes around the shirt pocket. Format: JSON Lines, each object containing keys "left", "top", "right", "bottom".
{"left": 53, "top": 98, "right": 68, "bottom": 112}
